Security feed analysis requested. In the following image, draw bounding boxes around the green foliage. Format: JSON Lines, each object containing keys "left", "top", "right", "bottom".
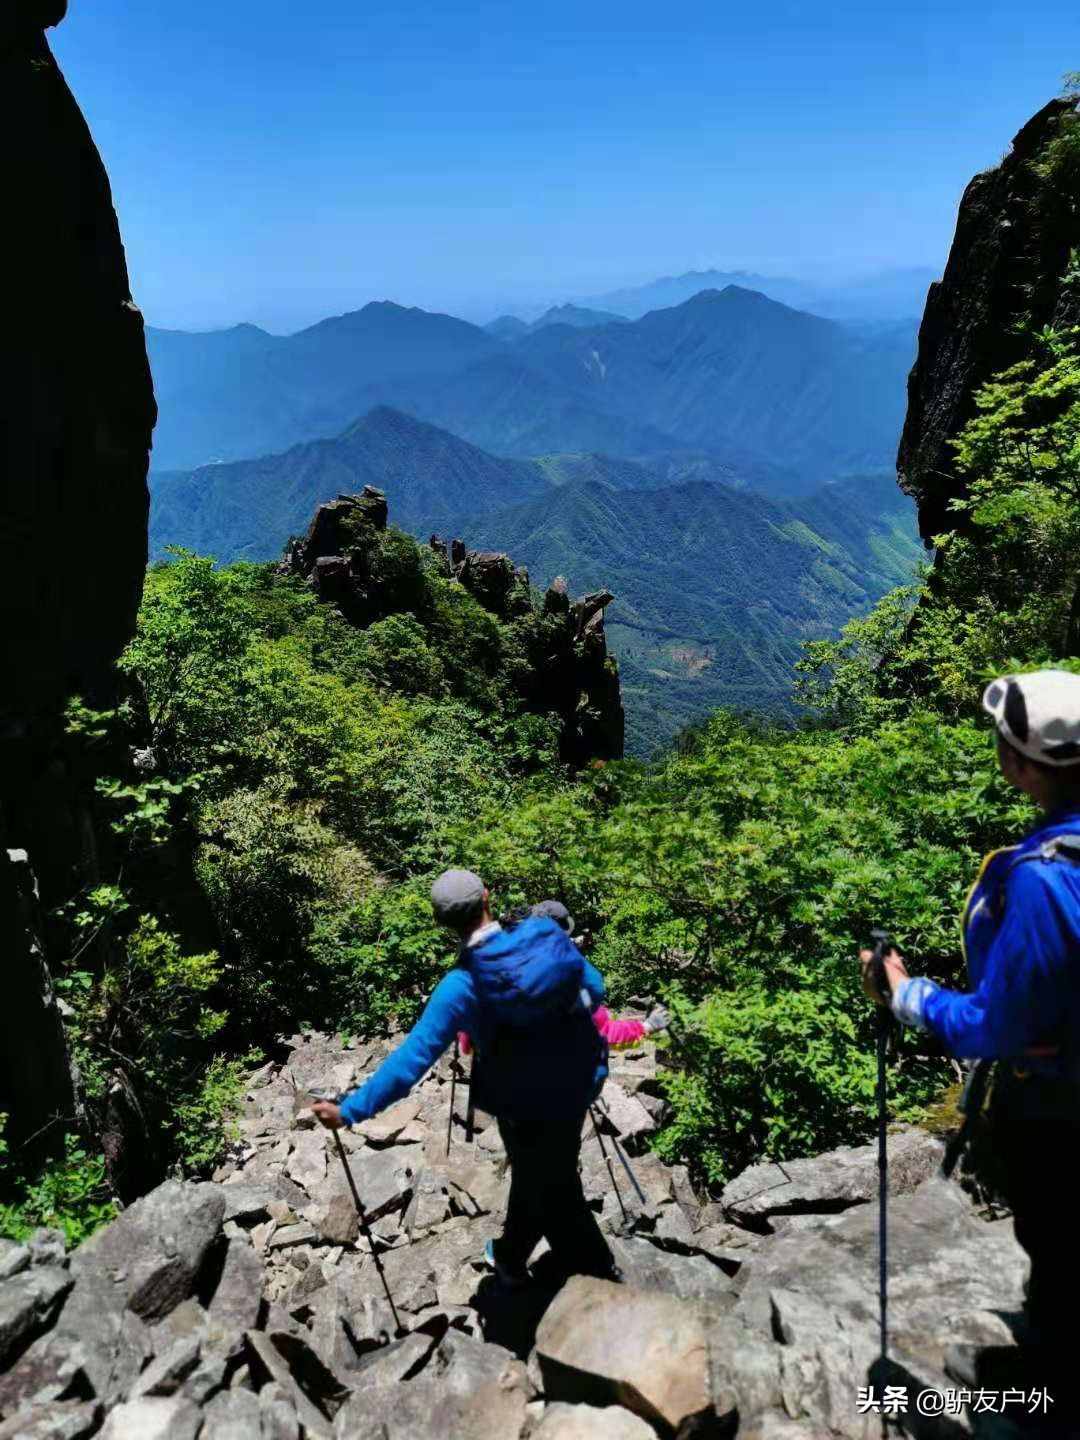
{"left": 311, "top": 881, "right": 451, "bottom": 1033}
{"left": 108, "top": 534, "right": 575, "bottom": 1051}
{"left": 0, "top": 1117, "right": 117, "bottom": 1248}
{"left": 445, "top": 704, "right": 1024, "bottom": 1180}
{"left": 795, "top": 582, "right": 923, "bottom": 728}
{"left": 172, "top": 1054, "right": 254, "bottom": 1175}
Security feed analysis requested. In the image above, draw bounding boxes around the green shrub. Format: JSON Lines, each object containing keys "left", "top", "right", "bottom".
{"left": 172, "top": 1054, "right": 254, "bottom": 1175}
{"left": 0, "top": 1117, "right": 116, "bottom": 1248}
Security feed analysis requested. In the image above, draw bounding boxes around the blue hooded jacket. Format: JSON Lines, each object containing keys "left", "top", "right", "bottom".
{"left": 339, "top": 916, "right": 608, "bottom": 1126}
{"left": 902, "top": 810, "right": 1080, "bottom": 1067}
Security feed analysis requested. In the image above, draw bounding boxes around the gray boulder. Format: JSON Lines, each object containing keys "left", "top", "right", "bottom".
{"left": 0, "top": 1241, "right": 31, "bottom": 1282}
{"left": 245, "top": 1330, "right": 349, "bottom": 1439}
{"left": 332, "top": 1331, "right": 531, "bottom": 1440}
{"left": 724, "top": 1175, "right": 1028, "bottom": 1437}
{"left": 596, "top": 1083, "right": 655, "bottom": 1146}
{"left": 721, "top": 1128, "right": 944, "bottom": 1230}
{"left": 201, "top": 1387, "right": 266, "bottom": 1439}
{"left": 206, "top": 1238, "right": 265, "bottom": 1346}
{"left": 0, "top": 1400, "right": 100, "bottom": 1440}
{"left": 97, "top": 1397, "right": 202, "bottom": 1440}
{"left": 26, "top": 1231, "right": 67, "bottom": 1269}
{"left": 536, "top": 1276, "right": 716, "bottom": 1436}
{"left": 259, "top": 1382, "right": 302, "bottom": 1440}
{"left": 532, "top": 1404, "right": 657, "bottom": 1439}
{"left": 129, "top": 1336, "right": 201, "bottom": 1398}
{"left": 219, "top": 1183, "right": 278, "bottom": 1225}
{"left": 610, "top": 1237, "right": 737, "bottom": 1309}
{"left": 69, "top": 1180, "right": 224, "bottom": 1323}
{"left": 0, "top": 1266, "right": 72, "bottom": 1367}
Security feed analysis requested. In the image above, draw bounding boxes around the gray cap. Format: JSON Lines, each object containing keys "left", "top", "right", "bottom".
{"left": 431, "top": 869, "right": 486, "bottom": 926}
{"left": 532, "top": 899, "right": 575, "bottom": 933}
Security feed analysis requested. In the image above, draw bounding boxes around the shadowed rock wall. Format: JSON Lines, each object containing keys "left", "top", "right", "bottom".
{"left": 0, "top": 3, "right": 155, "bottom": 1145}
{"left": 899, "top": 97, "right": 1080, "bottom": 542}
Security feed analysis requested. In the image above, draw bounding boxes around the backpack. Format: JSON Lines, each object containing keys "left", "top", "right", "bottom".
{"left": 461, "top": 916, "right": 606, "bottom": 1122}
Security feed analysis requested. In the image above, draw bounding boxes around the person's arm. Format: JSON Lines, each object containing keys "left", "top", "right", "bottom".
{"left": 333, "top": 970, "right": 476, "bottom": 1125}
{"left": 899, "top": 866, "right": 1074, "bottom": 1059}
{"left": 592, "top": 1005, "right": 647, "bottom": 1046}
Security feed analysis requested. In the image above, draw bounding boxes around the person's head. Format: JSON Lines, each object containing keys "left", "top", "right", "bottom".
{"left": 983, "top": 670, "right": 1080, "bottom": 813}
{"left": 430, "top": 868, "right": 491, "bottom": 936}
{"left": 531, "top": 899, "right": 575, "bottom": 933}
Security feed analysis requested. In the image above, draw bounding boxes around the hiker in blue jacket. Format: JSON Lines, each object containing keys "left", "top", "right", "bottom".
{"left": 313, "top": 868, "right": 617, "bottom": 1287}
{"left": 862, "top": 669, "right": 1080, "bottom": 1392}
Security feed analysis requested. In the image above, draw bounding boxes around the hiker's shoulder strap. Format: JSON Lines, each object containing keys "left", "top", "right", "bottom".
{"left": 1007, "top": 834, "right": 1080, "bottom": 876}
{"left": 980, "top": 834, "right": 1080, "bottom": 925}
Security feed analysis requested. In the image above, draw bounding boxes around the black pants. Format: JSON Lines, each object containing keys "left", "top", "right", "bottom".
{"left": 493, "top": 1111, "right": 615, "bottom": 1278}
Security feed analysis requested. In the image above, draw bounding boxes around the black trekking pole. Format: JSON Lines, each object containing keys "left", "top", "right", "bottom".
{"left": 309, "top": 1090, "right": 405, "bottom": 1336}
{"left": 590, "top": 1106, "right": 630, "bottom": 1226}
{"left": 446, "top": 1038, "right": 460, "bottom": 1156}
{"left": 867, "top": 928, "right": 895, "bottom": 1370}
{"left": 464, "top": 1055, "right": 477, "bottom": 1145}
{"left": 595, "top": 1104, "right": 649, "bottom": 1208}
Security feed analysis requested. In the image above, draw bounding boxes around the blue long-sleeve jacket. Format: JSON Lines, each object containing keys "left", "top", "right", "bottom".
{"left": 894, "top": 810, "right": 1080, "bottom": 1066}
{"left": 340, "top": 919, "right": 607, "bottom": 1125}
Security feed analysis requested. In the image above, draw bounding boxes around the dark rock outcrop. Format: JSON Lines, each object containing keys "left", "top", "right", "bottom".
{"left": 286, "top": 492, "right": 625, "bottom": 765}
{"left": 899, "top": 96, "right": 1080, "bottom": 541}
{"left": 0, "top": 4, "right": 156, "bottom": 1150}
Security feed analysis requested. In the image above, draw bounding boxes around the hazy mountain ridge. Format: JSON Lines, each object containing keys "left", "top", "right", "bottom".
{"left": 573, "top": 265, "right": 938, "bottom": 322}
{"left": 147, "top": 288, "right": 914, "bottom": 486}
{"left": 148, "top": 301, "right": 501, "bottom": 470}
{"left": 510, "top": 287, "right": 914, "bottom": 488}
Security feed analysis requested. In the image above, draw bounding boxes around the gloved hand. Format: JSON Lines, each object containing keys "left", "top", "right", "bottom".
{"left": 643, "top": 1004, "right": 671, "bottom": 1034}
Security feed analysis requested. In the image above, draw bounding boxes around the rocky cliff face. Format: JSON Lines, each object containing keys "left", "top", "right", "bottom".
{"left": 287, "top": 488, "right": 626, "bottom": 766}
{"left": 899, "top": 96, "right": 1080, "bottom": 541}
{"left": 0, "top": 4, "right": 156, "bottom": 1146}
{"left": 0, "top": 1034, "right": 1029, "bottom": 1438}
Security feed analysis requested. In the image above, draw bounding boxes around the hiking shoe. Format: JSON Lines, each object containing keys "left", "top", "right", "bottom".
{"left": 483, "top": 1239, "right": 530, "bottom": 1290}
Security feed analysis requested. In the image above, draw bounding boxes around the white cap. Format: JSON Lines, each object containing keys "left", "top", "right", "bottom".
{"left": 982, "top": 669, "right": 1080, "bottom": 767}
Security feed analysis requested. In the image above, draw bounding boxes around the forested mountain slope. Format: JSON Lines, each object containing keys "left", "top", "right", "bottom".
{"left": 468, "top": 470, "right": 920, "bottom": 750}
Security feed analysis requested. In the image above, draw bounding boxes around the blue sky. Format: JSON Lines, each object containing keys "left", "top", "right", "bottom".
{"left": 54, "top": 0, "right": 1080, "bottom": 333}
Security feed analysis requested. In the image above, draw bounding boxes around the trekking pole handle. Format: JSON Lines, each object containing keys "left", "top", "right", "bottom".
{"left": 868, "top": 927, "right": 893, "bottom": 1002}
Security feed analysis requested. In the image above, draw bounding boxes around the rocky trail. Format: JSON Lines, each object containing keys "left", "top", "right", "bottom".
{"left": 0, "top": 1030, "right": 1035, "bottom": 1438}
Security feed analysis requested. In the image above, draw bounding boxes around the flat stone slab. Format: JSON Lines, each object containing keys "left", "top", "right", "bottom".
{"left": 721, "top": 1128, "right": 943, "bottom": 1228}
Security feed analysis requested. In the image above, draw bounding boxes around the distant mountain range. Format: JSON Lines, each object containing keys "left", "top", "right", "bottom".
{"left": 485, "top": 304, "right": 628, "bottom": 338}
{"left": 572, "top": 266, "right": 938, "bottom": 322}
{"left": 151, "top": 406, "right": 920, "bottom": 752}
{"left": 147, "top": 287, "right": 916, "bottom": 490}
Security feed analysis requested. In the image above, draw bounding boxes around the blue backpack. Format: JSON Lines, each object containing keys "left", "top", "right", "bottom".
{"left": 462, "top": 916, "right": 607, "bottom": 1123}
